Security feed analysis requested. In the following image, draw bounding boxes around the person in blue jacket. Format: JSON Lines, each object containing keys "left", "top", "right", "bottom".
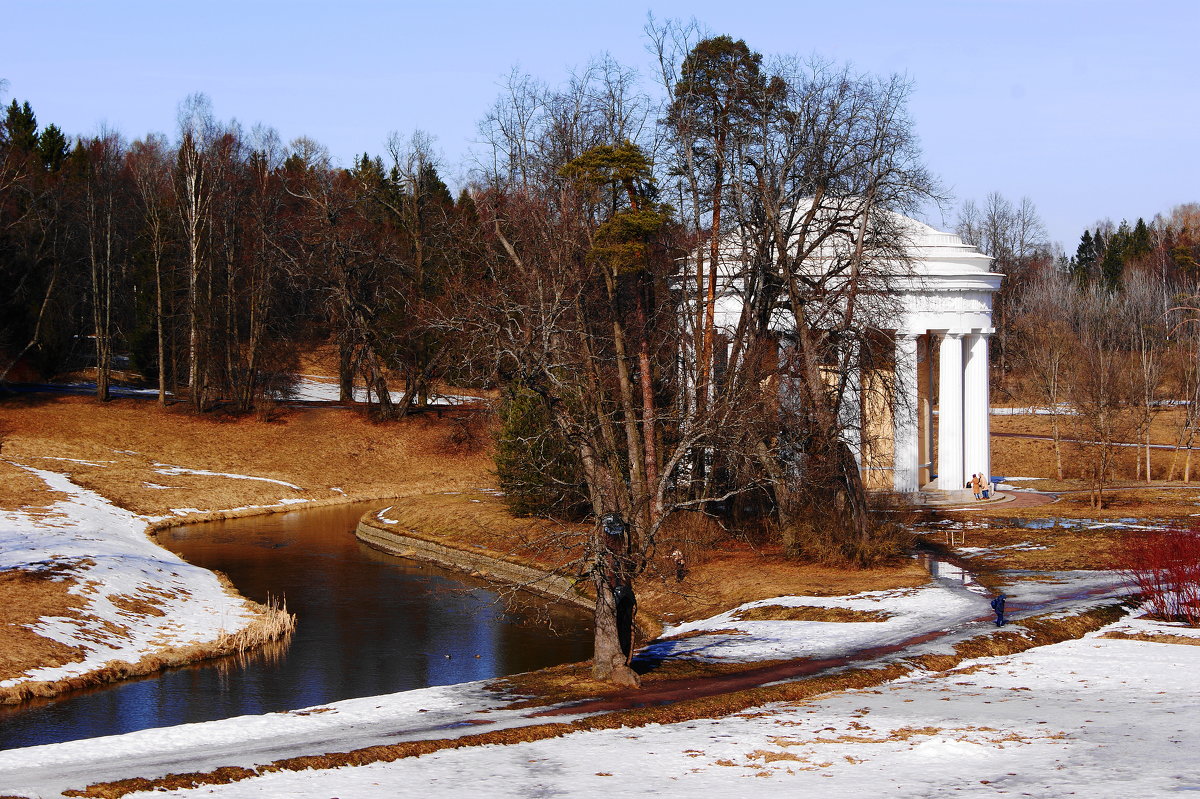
{"left": 990, "top": 594, "right": 1007, "bottom": 626}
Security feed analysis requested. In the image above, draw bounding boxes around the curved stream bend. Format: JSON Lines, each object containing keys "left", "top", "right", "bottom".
{"left": 0, "top": 501, "right": 592, "bottom": 751}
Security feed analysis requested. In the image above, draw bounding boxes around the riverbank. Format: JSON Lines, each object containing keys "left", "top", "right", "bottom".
{"left": 0, "top": 465, "right": 294, "bottom": 705}
{"left": 355, "top": 491, "right": 930, "bottom": 644}
{"left": 0, "top": 393, "right": 494, "bottom": 702}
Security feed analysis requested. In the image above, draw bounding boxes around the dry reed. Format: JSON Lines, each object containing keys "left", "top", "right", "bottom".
{"left": 0, "top": 594, "right": 294, "bottom": 706}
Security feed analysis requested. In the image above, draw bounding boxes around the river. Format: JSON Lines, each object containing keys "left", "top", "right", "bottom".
{"left": 0, "top": 501, "right": 592, "bottom": 750}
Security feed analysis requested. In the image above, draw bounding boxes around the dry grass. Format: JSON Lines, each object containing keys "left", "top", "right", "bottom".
{"left": 0, "top": 587, "right": 294, "bottom": 706}
{"left": 638, "top": 545, "right": 926, "bottom": 627}
{"left": 374, "top": 491, "right": 929, "bottom": 630}
{"left": 928, "top": 524, "right": 1132, "bottom": 572}
{"left": 0, "top": 394, "right": 493, "bottom": 517}
{"left": 1101, "top": 630, "right": 1200, "bottom": 645}
{"left": 3, "top": 590, "right": 294, "bottom": 705}
{"left": 491, "top": 654, "right": 796, "bottom": 710}
{"left": 371, "top": 491, "right": 589, "bottom": 572}
{"left": 732, "top": 605, "right": 891, "bottom": 623}
{"left": 0, "top": 561, "right": 89, "bottom": 680}
{"left": 990, "top": 408, "right": 1200, "bottom": 488}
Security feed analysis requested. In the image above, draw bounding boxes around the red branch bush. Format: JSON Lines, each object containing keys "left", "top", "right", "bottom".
{"left": 1116, "top": 524, "right": 1200, "bottom": 626}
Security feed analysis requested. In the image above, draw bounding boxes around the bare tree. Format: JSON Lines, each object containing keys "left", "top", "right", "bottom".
{"left": 706, "top": 54, "right": 940, "bottom": 557}
{"left": 1069, "top": 286, "right": 1141, "bottom": 507}
{"left": 956, "top": 191, "right": 1050, "bottom": 388}
{"left": 1013, "top": 269, "right": 1076, "bottom": 480}
{"left": 1121, "top": 272, "right": 1169, "bottom": 480}
{"left": 175, "top": 93, "right": 216, "bottom": 411}
{"left": 1163, "top": 316, "right": 1200, "bottom": 481}
{"left": 80, "top": 129, "right": 130, "bottom": 401}
{"left": 128, "top": 134, "right": 175, "bottom": 405}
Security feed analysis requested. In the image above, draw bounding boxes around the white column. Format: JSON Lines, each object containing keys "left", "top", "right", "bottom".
{"left": 963, "top": 331, "right": 992, "bottom": 484}
{"left": 936, "top": 331, "right": 965, "bottom": 490}
{"left": 839, "top": 339, "right": 862, "bottom": 465}
{"left": 920, "top": 336, "right": 934, "bottom": 485}
{"left": 893, "top": 333, "right": 920, "bottom": 493}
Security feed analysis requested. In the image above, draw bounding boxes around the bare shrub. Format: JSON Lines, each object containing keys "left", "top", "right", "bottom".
{"left": 781, "top": 493, "right": 915, "bottom": 568}
{"left": 657, "top": 510, "right": 725, "bottom": 565}
{"left": 1116, "top": 524, "right": 1200, "bottom": 625}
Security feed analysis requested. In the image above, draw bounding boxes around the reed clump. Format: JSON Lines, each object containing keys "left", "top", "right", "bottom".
{"left": 0, "top": 595, "right": 293, "bottom": 706}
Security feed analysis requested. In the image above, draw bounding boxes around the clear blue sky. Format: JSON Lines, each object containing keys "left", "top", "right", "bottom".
{"left": 5, "top": 0, "right": 1197, "bottom": 250}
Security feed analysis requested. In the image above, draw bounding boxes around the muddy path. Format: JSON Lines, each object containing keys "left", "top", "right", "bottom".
{"left": 534, "top": 552, "right": 1124, "bottom": 718}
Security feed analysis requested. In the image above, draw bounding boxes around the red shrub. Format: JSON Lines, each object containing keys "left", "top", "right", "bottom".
{"left": 1116, "top": 524, "right": 1200, "bottom": 626}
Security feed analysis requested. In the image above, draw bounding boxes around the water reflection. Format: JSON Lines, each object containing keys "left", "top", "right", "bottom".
{"left": 915, "top": 551, "right": 988, "bottom": 595}
{"left": 0, "top": 502, "right": 591, "bottom": 750}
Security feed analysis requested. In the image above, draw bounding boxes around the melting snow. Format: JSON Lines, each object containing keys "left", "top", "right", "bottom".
{"left": 152, "top": 464, "right": 302, "bottom": 491}
{"left": 0, "top": 467, "right": 256, "bottom": 691}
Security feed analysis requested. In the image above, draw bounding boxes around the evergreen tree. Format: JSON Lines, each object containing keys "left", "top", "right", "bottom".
{"left": 3, "top": 100, "right": 38, "bottom": 152}
{"left": 36, "top": 123, "right": 68, "bottom": 170}
{"left": 1130, "top": 217, "right": 1152, "bottom": 261}
{"left": 1073, "top": 229, "right": 1096, "bottom": 284}
{"left": 493, "top": 380, "right": 588, "bottom": 518}
{"left": 1100, "top": 222, "right": 1130, "bottom": 290}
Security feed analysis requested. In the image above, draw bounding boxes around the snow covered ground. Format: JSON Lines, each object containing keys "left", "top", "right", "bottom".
{"left": 108, "top": 628, "right": 1198, "bottom": 799}
{"left": 644, "top": 584, "right": 990, "bottom": 663}
{"left": 0, "top": 569, "right": 1151, "bottom": 799}
{"left": 0, "top": 466, "right": 289, "bottom": 693}
{"left": 287, "top": 377, "right": 482, "bottom": 406}
{"left": 2, "top": 461, "right": 1193, "bottom": 798}
{"left": 3, "top": 599, "right": 1191, "bottom": 798}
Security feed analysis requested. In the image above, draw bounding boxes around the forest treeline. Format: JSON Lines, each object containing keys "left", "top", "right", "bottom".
{"left": 0, "top": 93, "right": 478, "bottom": 416}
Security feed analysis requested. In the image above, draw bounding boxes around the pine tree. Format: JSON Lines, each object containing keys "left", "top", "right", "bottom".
{"left": 3, "top": 100, "right": 38, "bottom": 152}
{"left": 36, "top": 123, "right": 68, "bottom": 170}
{"left": 1073, "top": 229, "right": 1096, "bottom": 284}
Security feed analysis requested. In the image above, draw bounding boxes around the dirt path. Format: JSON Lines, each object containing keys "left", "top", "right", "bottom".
{"left": 991, "top": 490, "right": 1056, "bottom": 509}
{"left": 533, "top": 629, "right": 953, "bottom": 717}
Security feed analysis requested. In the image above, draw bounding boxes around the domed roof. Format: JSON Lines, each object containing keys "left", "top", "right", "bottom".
{"left": 895, "top": 214, "right": 994, "bottom": 273}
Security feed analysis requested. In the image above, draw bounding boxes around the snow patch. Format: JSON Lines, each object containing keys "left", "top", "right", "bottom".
{"left": 153, "top": 464, "right": 302, "bottom": 491}
{"left": 0, "top": 467, "right": 256, "bottom": 690}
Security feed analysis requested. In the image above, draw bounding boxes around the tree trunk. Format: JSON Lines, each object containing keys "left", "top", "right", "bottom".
{"left": 153, "top": 233, "right": 167, "bottom": 406}
{"left": 1146, "top": 430, "right": 1152, "bottom": 483}
{"left": 1051, "top": 412, "right": 1064, "bottom": 481}
{"left": 590, "top": 573, "right": 638, "bottom": 686}
{"left": 338, "top": 338, "right": 355, "bottom": 403}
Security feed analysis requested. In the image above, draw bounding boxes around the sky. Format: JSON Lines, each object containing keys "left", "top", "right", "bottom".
{"left": 5, "top": 0, "right": 1198, "bottom": 250}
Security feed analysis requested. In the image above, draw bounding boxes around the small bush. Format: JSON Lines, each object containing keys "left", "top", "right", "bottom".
{"left": 493, "top": 381, "right": 588, "bottom": 518}
{"left": 1116, "top": 524, "right": 1200, "bottom": 626}
{"left": 781, "top": 494, "right": 914, "bottom": 568}
{"left": 657, "top": 510, "right": 725, "bottom": 564}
